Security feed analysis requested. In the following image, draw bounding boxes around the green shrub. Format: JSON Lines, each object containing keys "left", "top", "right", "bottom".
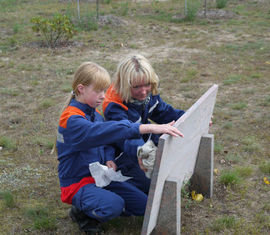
{"left": 76, "top": 13, "right": 98, "bottom": 32}
{"left": 184, "top": 1, "right": 199, "bottom": 22}
{"left": 216, "top": 0, "right": 227, "bottom": 9}
{"left": 31, "top": 14, "right": 76, "bottom": 48}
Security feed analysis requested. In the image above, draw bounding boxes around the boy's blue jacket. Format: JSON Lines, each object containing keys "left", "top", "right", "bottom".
{"left": 102, "top": 85, "right": 185, "bottom": 160}
{"left": 56, "top": 99, "right": 140, "bottom": 204}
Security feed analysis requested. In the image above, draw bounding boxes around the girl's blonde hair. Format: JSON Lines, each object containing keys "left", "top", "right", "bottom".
{"left": 61, "top": 61, "right": 111, "bottom": 112}
{"left": 114, "top": 54, "right": 159, "bottom": 102}
{"left": 51, "top": 62, "right": 111, "bottom": 154}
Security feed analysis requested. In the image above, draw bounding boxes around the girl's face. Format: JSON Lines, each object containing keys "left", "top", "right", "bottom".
{"left": 130, "top": 77, "right": 151, "bottom": 101}
{"left": 77, "top": 84, "right": 106, "bottom": 108}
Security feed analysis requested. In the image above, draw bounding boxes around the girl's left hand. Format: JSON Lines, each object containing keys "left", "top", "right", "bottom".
{"left": 106, "top": 160, "right": 117, "bottom": 171}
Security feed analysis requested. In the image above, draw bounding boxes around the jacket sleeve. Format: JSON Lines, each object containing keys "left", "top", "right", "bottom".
{"left": 65, "top": 115, "right": 140, "bottom": 151}
{"left": 104, "top": 145, "right": 115, "bottom": 162}
{"left": 149, "top": 95, "right": 185, "bottom": 124}
{"left": 104, "top": 102, "right": 145, "bottom": 159}
{"left": 104, "top": 102, "right": 129, "bottom": 121}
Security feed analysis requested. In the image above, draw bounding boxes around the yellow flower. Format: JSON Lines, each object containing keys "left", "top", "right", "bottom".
{"left": 263, "top": 177, "right": 270, "bottom": 185}
{"left": 191, "top": 190, "right": 204, "bottom": 202}
{"left": 214, "top": 169, "right": 219, "bottom": 175}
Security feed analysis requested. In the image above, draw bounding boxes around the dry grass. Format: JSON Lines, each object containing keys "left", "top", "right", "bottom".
{"left": 1, "top": 0, "right": 270, "bottom": 234}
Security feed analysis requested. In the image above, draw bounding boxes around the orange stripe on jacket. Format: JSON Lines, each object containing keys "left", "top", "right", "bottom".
{"left": 59, "top": 106, "right": 86, "bottom": 128}
{"left": 102, "top": 84, "right": 128, "bottom": 113}
{"left": 61, "top": 176, "right": 95, "bottom": 204}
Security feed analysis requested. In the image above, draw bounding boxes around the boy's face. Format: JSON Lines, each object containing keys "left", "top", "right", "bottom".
{"left": 130, "top": 77, "right": 151, "bottom": 101}
{"left": 77, "top": 84, "right": 106, "bottom": 108}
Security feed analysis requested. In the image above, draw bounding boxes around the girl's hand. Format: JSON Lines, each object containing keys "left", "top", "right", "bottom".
{"left": 106, "top": 160, "right": 117, "bottom": 171}
{"left": 139, "top": 121, "right": 184, "bottom": 138}
{"left": 209, "top": 115, "right": 213, "bottom": 127}
{"left": 138, "top": 157, "right": 147, "bottom": 172}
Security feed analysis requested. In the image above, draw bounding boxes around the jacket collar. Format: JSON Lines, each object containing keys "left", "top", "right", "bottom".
{"left": 70, "top": 99, "right": 95, "bottom": 115}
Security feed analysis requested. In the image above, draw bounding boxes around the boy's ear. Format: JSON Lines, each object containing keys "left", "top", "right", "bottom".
{"left": 77, "top": 84, "right": 84, "bottom": 94}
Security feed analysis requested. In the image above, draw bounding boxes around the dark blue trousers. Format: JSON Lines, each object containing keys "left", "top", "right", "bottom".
{"left": 115, "top": 154, "right": 151, "bottom": 194}
{"left": 72, "top": 181, "right": 147, "bottom": 223}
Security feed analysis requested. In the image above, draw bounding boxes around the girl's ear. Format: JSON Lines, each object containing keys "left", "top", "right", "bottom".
{"left": 77, "top": 84, "right": 84, "bottom": 94}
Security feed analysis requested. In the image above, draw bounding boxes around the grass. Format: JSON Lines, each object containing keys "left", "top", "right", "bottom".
{"left": 219, "top": 169, "right": 241, "bottom": 186}
{"left": 0, "top": 136, "right": 17, "bottom": 150}
{"left": 211, "top": 215, "right": 236, "bottom": 232}
{"left": 1, "top": 0, "right": 270, "bottom": 234}
{"left": 24, "top": 206, "right": 57, "bottom": 231}
{"left": 0, "top": 191, "right": 16, "bottom": 208}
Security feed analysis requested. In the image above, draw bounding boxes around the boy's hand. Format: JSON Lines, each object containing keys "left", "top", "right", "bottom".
{"left": 106, "top": 160, "right": 117, "bottom": 171}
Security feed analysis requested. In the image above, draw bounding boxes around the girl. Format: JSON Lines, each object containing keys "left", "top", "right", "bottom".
{"left": 56, "top": 61, "right": 183, "bottom": 234}
{"left": 102, "top": 54, "right": 185, "bottom": 193}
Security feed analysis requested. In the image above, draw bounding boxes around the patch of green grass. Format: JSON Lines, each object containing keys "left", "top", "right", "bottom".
{"left": 223, "top": 74, "right": 242, "bottom": 85}
{"left": 33, "top": 136, "right": 54, "bottom": 149}
{"left": 0, "top": 136, "right": 17, "bottom": 150}
{"left": 262, "top": 202, "right": 270, "bottom": 212}
{"left": 219, "top": 170, "right": 241, "bottom": 186}
{"left": 0, "top": 88, "right": 19, "bottom": 96}
{"left": 181, "top": 68, "right": 198, "bottom": 82}
{"left": 241, "top": 136, "right": 261, "bottom": 153}
{"left": 214, "top": 142, "right": 224, "bottom": 154}
{"left": 234, "top": 166, "right": 253, "bottom": 177}
{"left": 60, "top": 83, "right": 72, "bottom": 93}
{"left": 0, "top": 0, "right": 18, "bottom": 12}
{"left": 254, "top": 211, "right": 270, "bottom": 229}
{"left": 230, "top": 102, "right": 247, "bottom": 110}
{"left": 260, "top": 95, "right": 270, "bottom": 107}
{"left": 24, "top": 206, "right": 57, "bottom": 231}
{"left": 222, "top": 121, "right": 233, "bottom": 129}
{"left": 224, "top": 153, "right": 242, "bottom": 164}
{"left": 250, "top": 73, "right": 262, "bottom": 79}
{"left": 39, "top": 99, "right": 55, "bottom": 109}
{"left": 211, "top": 215, "right": 236, "bottom": 232}
{"left": 259, "top": 161, "right": 270, "bottom": 174}
{"left": 0, "top": 191, "right": 16, "bottom": 208}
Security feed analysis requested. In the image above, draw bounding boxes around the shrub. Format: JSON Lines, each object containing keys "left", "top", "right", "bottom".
{"left": 31, "top": 14, "right": 76, "bottom": 48}
{"left": 216, "top": 0, "right": 227, "bottom": 9}
{"left": 184, "top": 1, "right": 199, "bottom": 22}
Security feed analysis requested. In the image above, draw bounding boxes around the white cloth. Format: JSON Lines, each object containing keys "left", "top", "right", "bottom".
{"left": 137, "top": 140, "right": 157, "bottom": 178}
{"left": 89, "top": 162, "right": 132, "bottom": 187}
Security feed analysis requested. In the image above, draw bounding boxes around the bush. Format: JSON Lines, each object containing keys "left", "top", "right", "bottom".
{"left": 216, "top": 0, "right": 227, "bottom": 9}
{"left": 184, "top": 1, "right": 199, "bottom": 21}
{"left": 31, "top": 14, "right": 76, "bottom": 48}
